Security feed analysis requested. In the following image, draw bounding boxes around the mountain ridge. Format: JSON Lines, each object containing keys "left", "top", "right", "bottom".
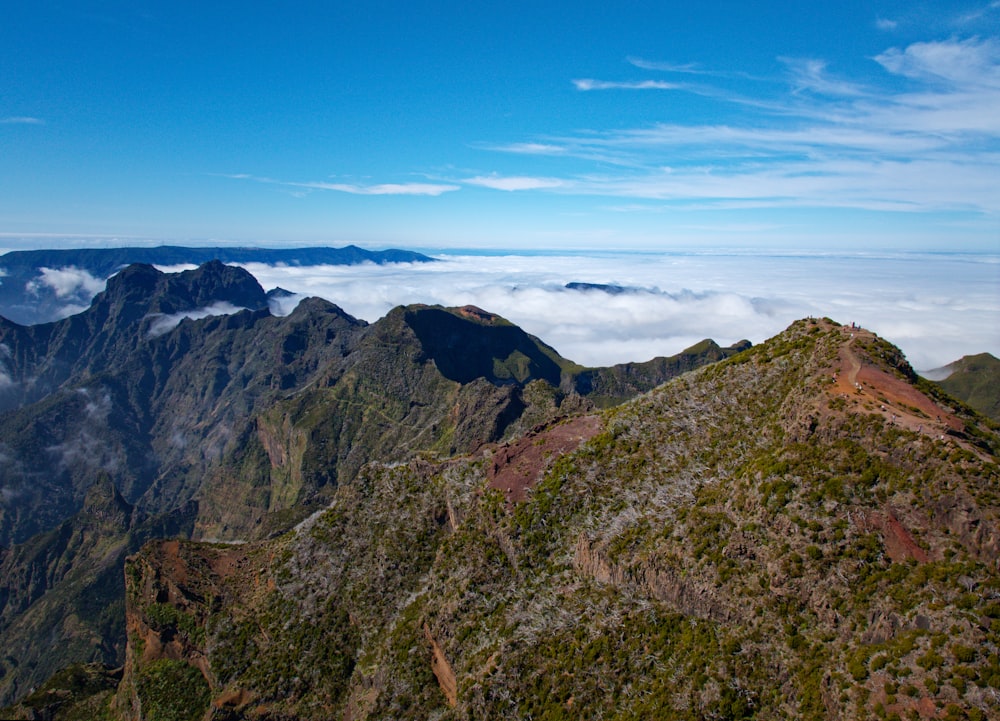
{"left": 925, "top": 353, "right": 1000, "bottom": 423}
{"left": 77, "top": 316, "right": 998, "bottom": 721}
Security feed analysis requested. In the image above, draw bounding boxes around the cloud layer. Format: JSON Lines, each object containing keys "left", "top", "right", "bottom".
{"left": 237, "top": 251, "right": 1000, "bottom": 372}
{"left": 29, "top": 266, "right": 106, "bottom": 299}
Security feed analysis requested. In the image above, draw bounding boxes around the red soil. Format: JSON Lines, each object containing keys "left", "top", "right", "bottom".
{"left": 487, "top": 415, "right": 603, "bottom": 503}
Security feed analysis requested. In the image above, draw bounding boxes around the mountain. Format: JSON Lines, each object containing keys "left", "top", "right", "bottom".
{"left": 10, "top": 317, "right": 996, "bottom": 720}
{"left": 0, "top": 261, "right": 746, "bottom": 707}
{"left": 0, "top": 244, "right": 433, "bottom": 325}
{"left": 925, "top": 353, "right": 1000, "bottom": 423}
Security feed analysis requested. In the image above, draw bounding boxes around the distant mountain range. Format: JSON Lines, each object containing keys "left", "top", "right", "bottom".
{"left": 0, "top": 245, "right": 433, "bottom": 325}
{"left": 0, "top": 260, "right": 748, "bottom": 707}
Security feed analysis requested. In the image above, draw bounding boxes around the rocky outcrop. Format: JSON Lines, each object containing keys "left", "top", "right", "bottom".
{"left": 574, "top": 535, "right": 734, "bottom": 623}
{"left": 930, "top": 492, "right": 1000, "bottom": 567}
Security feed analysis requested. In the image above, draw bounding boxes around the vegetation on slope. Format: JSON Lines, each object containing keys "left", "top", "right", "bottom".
{"left": 931, "top": 353, "right": 1000, "bottom": 423}
{"left": 98, "top": 318, "right": 999, "bottom": 720}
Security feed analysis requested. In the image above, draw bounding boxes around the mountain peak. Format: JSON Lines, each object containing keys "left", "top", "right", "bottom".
{"left": 927, "top": 352, "right": 1000, "bottom": 422}
{"left": 90, "top": 261, "right": 267, "bottom": 329}
{"left": 400, "top": 304, "right": 564, "bottom": 385}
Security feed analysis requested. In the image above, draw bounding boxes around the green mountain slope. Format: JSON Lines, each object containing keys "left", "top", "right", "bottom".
{"left": 930, "top": 353, "right": 1000, "bottom": 423}
{"left": 77, "top": 318, "right": 999, "bottom": 721}
{"left": 0, "top": 479, "right": 194, "bottom": 707}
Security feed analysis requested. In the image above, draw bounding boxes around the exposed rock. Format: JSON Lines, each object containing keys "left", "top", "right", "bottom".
{"left": 423, "top": 623, "right": 458, "bottom": 707}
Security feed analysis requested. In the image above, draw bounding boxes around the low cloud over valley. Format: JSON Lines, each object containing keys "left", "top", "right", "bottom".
{"left": 232, "top": 251, "right": 998, "bottom": 372}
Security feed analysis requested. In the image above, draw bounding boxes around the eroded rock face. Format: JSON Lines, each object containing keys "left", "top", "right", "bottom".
{"left": 574, "top": 535, "right": 735, "bottom": 623}
{"left": 114, "top": 539, "right": 250, "bottom": 720}
{"left": 423, "top": 623, "right": 458, "bottom": 707}
{"left": 931, "top": 492, "right": 1000, "bottom": 566}
{"left": 488, "top": 415, "right": 603, "bottom": 503}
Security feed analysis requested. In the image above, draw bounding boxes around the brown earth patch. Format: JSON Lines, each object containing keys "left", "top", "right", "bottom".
{"left": 423, "top": 623, "right": 458, "bottom": 707}
{"left": 214, "top": 688, "right": 254, "bottom": 710}
{"left": 854, "top": 509, "right": 930, "bottom": 563}
{"left": 456, "top": 305, "right": 502, "bottom": 324}
{"left": 206, "top": 546, "right": 248, "bottom": 578}
{"left": 487, "top": 415, "right": 603, "bottom": 502}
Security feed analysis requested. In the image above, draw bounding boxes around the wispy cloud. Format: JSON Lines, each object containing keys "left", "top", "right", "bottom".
{"left": 145, "top": 301, "right": 250, "bottom": 338}
{"left": 26, "top": 266, "right": 106, "bottom": 298}
{"left": 1, "top": 116, "right": 44, "bottom": 125}
{"left": 573, "top": 78, "right": 679, "bottom": 91}
{"left": 874, "top": 36, "right": 1000, "bottom": 86}
{"left": 875, "top": 17, "right": 899, "bottom": 31}
{"left": 778, "top": 57, "right": 868, "bottom": 96}
{"left": 490, "top": 142, "right": 567, "bottom": 155}
{"left": 300, "top": 181, "right": 460, "bottom": 196}
{"left": 477, "top": 36, "right": 1000, "bottom": 217}
{"left": 464, "top": 175, "right": 565, "bottom": 191}
{"left": 627, "top": 57, "right": 714, "bottom": 75}
{"left": 223, "top": 173, "right": 460, "bottom": 196}
{"left": 954, "top": 0, "right": 1000, "bottom": 26}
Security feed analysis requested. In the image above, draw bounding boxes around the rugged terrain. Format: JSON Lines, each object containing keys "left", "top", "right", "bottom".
{"left": 0, "top": 261, "right": 746, "bottom": 706}
{"left": 11, "top": 316, "right": 996, "bottom": 720}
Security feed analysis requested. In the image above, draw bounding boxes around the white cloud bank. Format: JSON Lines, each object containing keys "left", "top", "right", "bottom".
{"left": 28, "top": 266, "right": 106, "bottom": 299}
{"left": 237, "top": 251, "right": 1000, "bottom": 372}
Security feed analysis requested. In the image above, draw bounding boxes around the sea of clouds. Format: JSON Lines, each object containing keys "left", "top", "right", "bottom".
{"left": 219, "top": 250, "right": 1000, "bottom": 373}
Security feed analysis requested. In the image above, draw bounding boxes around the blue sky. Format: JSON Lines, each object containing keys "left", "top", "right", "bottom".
{"left": 2, "top": 1, "right": 999, "bottom": 250}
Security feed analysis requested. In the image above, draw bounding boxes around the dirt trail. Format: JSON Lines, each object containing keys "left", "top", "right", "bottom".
{"left": 827, "top": 325, "right": 963, "bottom": 440}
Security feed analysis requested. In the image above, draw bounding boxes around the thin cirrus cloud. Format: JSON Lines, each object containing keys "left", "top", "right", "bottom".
{"left": 1, "top": 116, "right": 44, "bottom": 125}
{"left": 463, "top": 175, "right": 565, "bottom": 191}
{"left": 301, "top": 181, "right": 461, "bottom": 196}
{"left": 778, "top": 57, "right": 868, "bottom": 97}
{"left": 479, "top": 36, "right": 1000, "bottom": 217}
{"left": 572, "top": 78, "right": 680, "bottom": 91}
{"left": 626, "top": 57, "right": 708, "bottom": 74}
{"left": 224, "top": 173, "right": 459, "bottom": 197}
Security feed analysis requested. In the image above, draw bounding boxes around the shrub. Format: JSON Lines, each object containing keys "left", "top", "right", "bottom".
{"left": 135, "top": 659, "right": 210, "bottom": 721}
